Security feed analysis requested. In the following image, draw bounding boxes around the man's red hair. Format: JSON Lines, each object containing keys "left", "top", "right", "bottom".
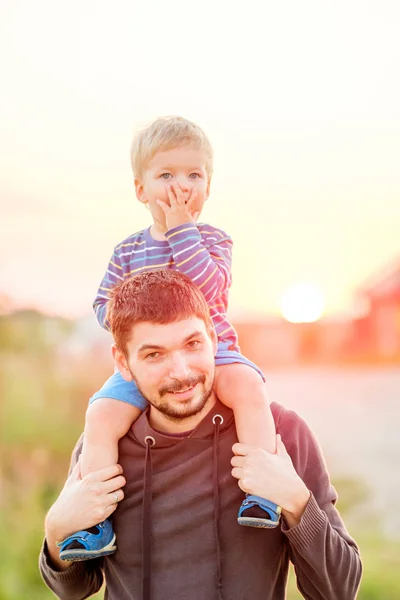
{"left": 107, "top": 270, "right": 214, "bottom": 353}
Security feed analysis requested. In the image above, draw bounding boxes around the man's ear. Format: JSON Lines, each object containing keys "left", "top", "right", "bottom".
{"left": 209, "top": 326, "right": 218, "bottom": 356}
{"left": 112, "top": 345, "right": 134, "bottom": 382}
{"left": 134, "top": 178, "right": 147, "bottom": 205}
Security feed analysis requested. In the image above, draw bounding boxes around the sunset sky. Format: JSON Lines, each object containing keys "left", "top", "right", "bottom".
{"left": 1, "top": 0, "right": 399, "bottom": 321}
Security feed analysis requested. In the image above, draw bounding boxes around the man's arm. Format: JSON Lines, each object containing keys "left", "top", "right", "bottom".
{"left": 40, "top": 540, "right": 104, "bottom": 600}
{"left": 282, "top": 492, "right": 361, "bottom": 600}
{"left": 39, "top": 437, "right": 125, "bottom": 599}
{"left": 279, "top": 409, "right": 362, "bottom": 600}
{"left": 231, "top": 409, "right": 362, "bottom": 600}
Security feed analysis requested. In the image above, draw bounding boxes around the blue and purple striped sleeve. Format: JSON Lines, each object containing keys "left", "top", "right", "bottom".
{"left": 93, "top": 247, "right": 125, "bottom": 330}
{"left": 165, "top": 223, "right": 233, "bottom": 302}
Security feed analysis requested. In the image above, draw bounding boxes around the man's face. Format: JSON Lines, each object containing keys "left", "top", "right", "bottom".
{"left": 115, "top": 318, "right": 217, "bottom": 425}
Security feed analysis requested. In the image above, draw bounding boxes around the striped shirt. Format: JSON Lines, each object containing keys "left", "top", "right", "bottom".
{"left": 93, "top": 222, "right": 239, "bottom": 349}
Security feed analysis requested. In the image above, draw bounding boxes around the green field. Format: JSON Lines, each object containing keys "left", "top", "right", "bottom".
{"left": 1, "top": 311, "right": 398, "bottom": 599}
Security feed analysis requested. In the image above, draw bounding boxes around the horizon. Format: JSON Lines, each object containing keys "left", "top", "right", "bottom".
{"left": 1, "top": 1, "right": 399, "bottom": 321}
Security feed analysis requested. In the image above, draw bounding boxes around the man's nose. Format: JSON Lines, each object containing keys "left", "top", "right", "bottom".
{"left": 168, "top": 353, "right": 191, "bottom": 380}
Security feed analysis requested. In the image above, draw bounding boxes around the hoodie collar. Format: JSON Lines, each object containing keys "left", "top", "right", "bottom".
{"left": 131, "top": 399, "right": 234, "bottom": 448}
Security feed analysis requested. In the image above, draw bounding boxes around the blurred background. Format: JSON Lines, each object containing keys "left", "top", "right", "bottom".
{"left": 1, "top": 0, "right": 399, "bottom": 598}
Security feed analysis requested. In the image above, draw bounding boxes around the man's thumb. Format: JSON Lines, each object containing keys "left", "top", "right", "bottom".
{"left": 69, "top": 457, "right": 82, "bottom": 480}
{"left": 276, "top": 434, "right": 288, "bottom": 456}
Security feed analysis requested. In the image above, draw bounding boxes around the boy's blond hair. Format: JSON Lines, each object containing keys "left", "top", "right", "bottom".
{"left": 130, "top": 116, "right": 213, "bottom": 180}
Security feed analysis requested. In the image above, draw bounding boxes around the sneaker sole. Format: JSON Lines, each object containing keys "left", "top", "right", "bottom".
{"left": 238, "top": 516, "right": 279, "bottom": 529}
{"left": 60, "top": 534, "right": 117, "bottom": 562}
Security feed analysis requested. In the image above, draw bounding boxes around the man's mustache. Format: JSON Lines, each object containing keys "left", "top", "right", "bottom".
{"left": 159, "top": 374, "right": 206, "bottom": 396}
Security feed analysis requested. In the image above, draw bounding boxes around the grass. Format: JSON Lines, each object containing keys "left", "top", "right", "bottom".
{"left": 1, "top": 310, "right": 399, "bottom": 599}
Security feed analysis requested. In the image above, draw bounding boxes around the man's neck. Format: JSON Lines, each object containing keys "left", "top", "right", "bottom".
{"left": 148, "top": 394, "right": 217, "bottom": 434}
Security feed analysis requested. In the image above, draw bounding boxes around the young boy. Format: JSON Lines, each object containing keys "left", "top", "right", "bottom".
{"left": 58, "top": 116, "right": 281, "bottom": 562}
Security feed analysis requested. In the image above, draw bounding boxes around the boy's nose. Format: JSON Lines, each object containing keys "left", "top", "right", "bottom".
{"left": 176, "top": 178, "right": 190, "bottom": 192}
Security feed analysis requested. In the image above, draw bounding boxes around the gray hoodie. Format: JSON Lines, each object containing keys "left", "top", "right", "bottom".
{"left": 39, "top": 401, "right": 362, "bottom": 600}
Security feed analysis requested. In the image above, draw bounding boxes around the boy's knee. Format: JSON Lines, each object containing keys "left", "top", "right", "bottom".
{"left": 86, "top": 397, "right": 117, "bottom": 428}
{"left": 217, "top": 362, "right": 262, "bottom": 383}
{"left": 215, "top": 363, "right": 265, "bottom": 396}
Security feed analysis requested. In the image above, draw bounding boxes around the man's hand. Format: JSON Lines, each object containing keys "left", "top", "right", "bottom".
{"left": 45, "top": 459, "right": 125, "bottom": 570}
{"left": 231, "top": 435, "right": 310, "bottom": 527}
{"left": 157, "top": 183, "right": 200, "bottom": 231}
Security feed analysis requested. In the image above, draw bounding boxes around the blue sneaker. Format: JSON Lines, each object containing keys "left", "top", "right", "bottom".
{"left": 238, "top": 495, "right": 282, "bottom": 529}
{"left": 58, "top": 519, "right": 117, "bottom": 561}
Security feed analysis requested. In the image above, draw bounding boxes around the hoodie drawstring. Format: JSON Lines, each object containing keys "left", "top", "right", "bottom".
{"left": 141, "top": 416, "right": 224, "bottom": 600}
{"left": 142, "top": 435, "right": 155, "bottom": 600}
{"left": 212, "top": 414, "right": 224, "bottom": 600}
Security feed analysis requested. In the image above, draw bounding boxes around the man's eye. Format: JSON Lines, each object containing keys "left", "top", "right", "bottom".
{"left": 146, "top": 352, "right": 160, "bottom": 360}
{"left": 160, "top": 173, "right": 172, "bottom": 179}
{"left": 187, "top": 340, "right": 200, "bottom": 349}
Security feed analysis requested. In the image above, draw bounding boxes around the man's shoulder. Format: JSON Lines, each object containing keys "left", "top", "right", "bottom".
{"left": 271, "top": 401, "right": 325, "bottom": 474}
{"left": 114, "top": 229, "right": 147, "bottom": 253}
{"left": 66, "top": 434, "right": 84, "bottom": 475}
{"left": 271, "top": 401, "right": 314, "bottom": 442}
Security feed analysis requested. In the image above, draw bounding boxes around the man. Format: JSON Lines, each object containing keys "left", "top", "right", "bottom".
{"left": 40, "top": 270, "right": 362, "bottom": 600}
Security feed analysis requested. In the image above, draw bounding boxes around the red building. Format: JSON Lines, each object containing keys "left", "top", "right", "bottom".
{"left": 352, "top": 258, "right": 400, "bottom": 361}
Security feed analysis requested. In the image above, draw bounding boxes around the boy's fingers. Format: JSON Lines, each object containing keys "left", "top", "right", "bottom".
{"left": 186, "top": 187, "right": 197, "bottom": 208}
{"left": 172, "top": 184, "right": 183, "bottom": 205}
{"left": 172, "top": 183, "right": 186, "bottom": 206}
{"left": 156, "top": 199, "right": 169, "bottom": 213}
{"left": 167, "top": 185, "right": 177, "bottom": 206}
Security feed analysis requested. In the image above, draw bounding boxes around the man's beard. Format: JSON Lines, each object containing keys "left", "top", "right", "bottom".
{"left": 131, "top": 372, "right": 213, "bottom": 422}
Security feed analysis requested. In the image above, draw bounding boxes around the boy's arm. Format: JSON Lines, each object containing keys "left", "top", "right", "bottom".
{"left": 277, "top": 409, "right": 362, "bottom": 600}
{"left": 165, "top": 223, "right": 233, "bottom": 303}
{"left": 93, "top": 247, "right": 124, "bottom": 330}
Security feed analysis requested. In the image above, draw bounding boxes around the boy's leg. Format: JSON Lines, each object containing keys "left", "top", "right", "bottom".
{"left": 81, "top": 398, "right": 142, "bottom": 477}
{"left": 214, "top": 363, "right": 276, "bottom": 453}
{"left": 58, "top": 372, "right": 147, "bottom": 561}
{"left": 214, "top": 347, "right": 281, "bottom": 529}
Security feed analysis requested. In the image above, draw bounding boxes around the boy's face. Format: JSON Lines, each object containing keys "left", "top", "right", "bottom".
{"left": 135, "top": 144, "right": 211, "bottom": 234}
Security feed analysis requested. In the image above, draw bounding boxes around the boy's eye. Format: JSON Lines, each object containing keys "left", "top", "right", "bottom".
{"left": 189, "top": 173, "right": 200, "bottom": 179}
{"left": 160, "top": 173, "right": 172, "bottom": 180}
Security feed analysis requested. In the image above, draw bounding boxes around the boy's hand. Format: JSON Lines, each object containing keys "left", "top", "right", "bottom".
{"left": 157, "top": 183, "right": 200, "bottom": 231}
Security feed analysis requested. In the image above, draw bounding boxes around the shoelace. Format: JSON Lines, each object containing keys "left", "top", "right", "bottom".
{"left": 142, "top": 435, "right": 155, "bottom": 600}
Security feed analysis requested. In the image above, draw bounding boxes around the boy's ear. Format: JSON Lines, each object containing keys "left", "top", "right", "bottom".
{"left": 112, "top": 345, "right": 134, "bottom": 382}
{"left": 134, "top": 178, "right": 147, "bottom": 205}
{"left": 205, "top": 178, "right": 211, "bottom": 201}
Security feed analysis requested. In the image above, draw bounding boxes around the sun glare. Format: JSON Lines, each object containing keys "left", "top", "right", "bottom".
{"left": 280, "top": 282, "right": 325, "bottom": 323}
